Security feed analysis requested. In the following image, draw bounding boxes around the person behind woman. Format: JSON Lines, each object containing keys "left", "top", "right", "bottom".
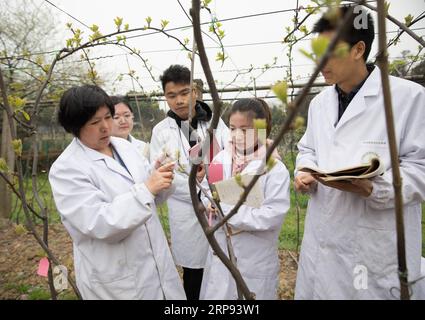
{"left": 110, "top": 96, "right": 149, "bottom": 159}
{"left": 48, "top": 85, "right": 185, "bottom": 300}
{"left": 200, "top": 98, "right": 290, "bottom": 300}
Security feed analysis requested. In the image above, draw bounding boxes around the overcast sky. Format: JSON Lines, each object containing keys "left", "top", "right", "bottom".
{"left": 37, "top": 0, "right": 425, "bottom": 105}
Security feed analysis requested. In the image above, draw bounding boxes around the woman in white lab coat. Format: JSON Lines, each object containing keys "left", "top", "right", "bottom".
{"left": 49, "top": 85, "right": 185, "bottom": 300}
{"left": 150, "top": 65, "right": 229, "bottom": 300}
{"left": 200, "top": 98, "right": 290, "bottom": 300}
{"left": 294, "top": 6, "right": 425, "bottom": 299}
{"left": 110, "top": 96, "right": 149, "bottom": 159}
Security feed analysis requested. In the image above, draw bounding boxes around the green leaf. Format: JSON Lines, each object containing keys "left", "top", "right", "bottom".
{"left": 0, "top": 158, "right": 9, "bottom": 173}
{"left": 66, "top": 39, "right": 73, "bottom": 48}
{"left": 235, "top": 174, "right": 243, "bottom": 187}
{"left": 272, "top": 81, "right": 288, "bottom": 104}
{"left": 299, "top": 25, "right": 309, "bottom": 36}
{"left": 215, "top": 52, "right": 226, "bottom": 63}
{"left": 212, "top": 191, "right": 220, "bottom": 202}
{"left": 90, "top": 24, "right": 99, "bottom": 32}
{"left": 161, "top": 20, "right": 169, "bottom": 30}
{"left": 293, "top": 116, "right": 305, "bottom": 130}
{"left": 305, "top": 5, "right": 317, "bottom": 14}
{"left": 384, "top": 1, "right": 390, "bottom": 15}
{"left": 20, "top": 110, "right": 31, "bottom": 121}
{"left": 14, "top": 224, "right": 27, "bottom": 236}
{"left": 266, "top": 157, "right": 277, "bottom": 171}
{"left": 89, "top": 31, "right": 103, "bottom": 42}
{"left": 12, "top": 139, "right": 22, "bottom": 157}
{"left": 114, "top": 17, "right": 123, "bottom": 29}
{"left": 404, "top": 14, "right": 414, "bottom": 26}
{"left": 253, "top": 119, "right": 267, "bottom": 130}
{"left": 10, "top": 82, "right": 24, "bottom": 91}
{"left": 299, "top": 48, "right": 313, "bottom": 62}
{"left": 311, "top": 36, "right": 330, "bottom": 59}
{"left": 202, "top": 0, "right": 212, "bottom": 7}
{"left": 8, "top": 96, "right": 26, "bottom": 110}
{"left": 334, "top": 42, "right": 350, "bottom": 58}
{"left": 145, "top": 16, "right": 152, "bottom": 27}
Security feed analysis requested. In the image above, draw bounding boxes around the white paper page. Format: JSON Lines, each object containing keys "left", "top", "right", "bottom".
{"left": 214, "top": 174, "right": 264, "bottom": 208}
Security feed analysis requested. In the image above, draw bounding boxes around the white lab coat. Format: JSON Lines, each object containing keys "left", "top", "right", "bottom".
{"left": 49, "top": 137, "right": 186, "bottom": 300}
{"left": 150, "top": 116, "right": 229, "bottom": 268}
{"left": 418, "top": 257, "right": 425, "bottom": 298}
{"left": 200, "top": 149, "right": 290, "bottom": 300}
{"left": 295, "top": 67, "right": 425, "bottom": 299}
{"left": 128, "top": 134, "right": 149, "bottom": 159}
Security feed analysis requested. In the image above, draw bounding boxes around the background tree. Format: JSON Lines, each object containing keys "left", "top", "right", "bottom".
{"left": 0, "top": 0, "right": 104, "bottom": 219}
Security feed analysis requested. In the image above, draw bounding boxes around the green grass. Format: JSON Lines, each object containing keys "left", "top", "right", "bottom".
{"left": 27, "top": 287, "right": 52, "bottom": 300}
{"left": 10, "top": 172, "right": 60, "bottom": 224}
{"left": 422, "top": 204, "right": 425, "bottom": 256}
{"left": 4, "top": 283, "right": 78, "bottom": 300}
{"left": 157, "top": 203, "right": 170, "bottom": 237}
{"left": 279, "top": 187, "right": 307, "bottom": 251}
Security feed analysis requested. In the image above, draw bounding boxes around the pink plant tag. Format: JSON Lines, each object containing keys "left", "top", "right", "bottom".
{"left": 37, "top": 257, "right": 49, "bottom": 277}
{"left": 189, "top": 142, "right": 201, "bottom": 160}
{"left": 208, "top": 163, "right": 224, "bottom": 184}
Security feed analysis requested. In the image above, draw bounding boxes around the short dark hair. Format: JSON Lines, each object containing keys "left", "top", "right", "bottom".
{"left": 312, "top": 5, "right": 375, "bottom": 61}
{"left": 229, "top": 98, "right": 272, "bottom": 137}
{"left": 110, "top": 95, "right": 133, "bottom": 113}
{"left": 160, "top": 64, "right": 190, "bottom": 91}
{"left": 58, "top": 85, "right": 114, "bottom": 137}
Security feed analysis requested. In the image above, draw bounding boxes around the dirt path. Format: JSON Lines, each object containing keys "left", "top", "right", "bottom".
{"left": 0, "top": 220, "right": 297, "bottom": 300}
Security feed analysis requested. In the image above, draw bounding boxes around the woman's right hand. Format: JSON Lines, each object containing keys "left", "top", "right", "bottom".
{"left": 145, "top": 162, "right": 175, "bottom": 195}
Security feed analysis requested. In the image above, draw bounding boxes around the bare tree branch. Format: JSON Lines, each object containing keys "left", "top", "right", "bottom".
{"left": 376, "top": 0, "right": 409, "bottom": 300}
{"left": 190, "top": 0, "right": 255, "bottom": 300}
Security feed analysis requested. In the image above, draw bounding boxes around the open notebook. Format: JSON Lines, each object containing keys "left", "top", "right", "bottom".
{"left": 212, "top": 174, "right": 264, "bottom": 208}
{"left": 297, "top": 157, "right": 385, "bottom": 182}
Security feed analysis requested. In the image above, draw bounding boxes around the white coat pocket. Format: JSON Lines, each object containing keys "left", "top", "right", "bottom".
{"left": 90, "top": 272, "right": 137, "bottom": 300}
{"left": 354, "top": 226, "right": 397, "bottom": 277}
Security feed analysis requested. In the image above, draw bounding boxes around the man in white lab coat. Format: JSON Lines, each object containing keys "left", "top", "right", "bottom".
{"left": 294, "top": 6, "right": 425, "bottom": 299}
{"left": 49, "top": 85, "right": 186, "bottom": 300}
{"left": 150, "top": 65, "right": 229, "bottom": 300}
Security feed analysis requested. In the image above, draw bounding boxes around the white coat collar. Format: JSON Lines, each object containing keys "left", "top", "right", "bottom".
{"left": 76, "top": 137, "right": 135, "bottom": 182}
{"left": 166, "top": 117, "right": 179, "bottom": 130}
{"left": 166, "top": 116, "right": 209, "bottom": 153}
{"left": 334, "top": 66, "right": 381, "bottom": 130}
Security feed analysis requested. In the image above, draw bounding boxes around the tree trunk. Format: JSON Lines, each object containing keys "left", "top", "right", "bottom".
{"left": 0, "top": 109, "right": 15, "bottom": 219}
